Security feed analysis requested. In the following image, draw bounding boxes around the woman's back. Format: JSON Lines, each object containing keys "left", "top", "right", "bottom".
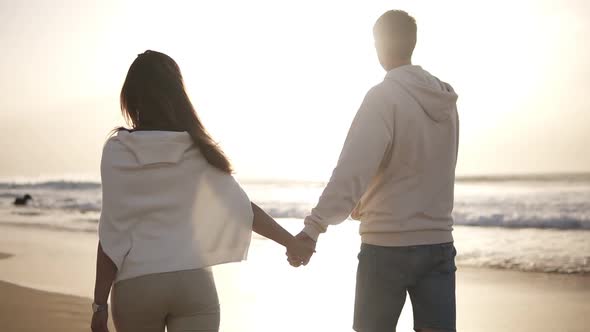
{"left": 99, "top": 130, "right": 253, "bottom": 282}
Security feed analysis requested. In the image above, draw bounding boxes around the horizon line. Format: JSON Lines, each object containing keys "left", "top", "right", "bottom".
{"left": 1, "top": 171, "right": 590, "bottom": 185}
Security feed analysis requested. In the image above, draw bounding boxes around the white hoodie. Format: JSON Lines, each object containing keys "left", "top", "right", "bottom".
{"left": 99, "top": 130, "right": 253, "bottom": 282}
{"left": 303, "top": 65, "right": 459, "bottom": 246}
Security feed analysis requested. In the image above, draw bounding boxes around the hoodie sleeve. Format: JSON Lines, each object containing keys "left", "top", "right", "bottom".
{"left": 98, "top": 139, "right": 133, "bottom": 270}
{"left": 302, "top": 87, "right": 393, "bottom": 241}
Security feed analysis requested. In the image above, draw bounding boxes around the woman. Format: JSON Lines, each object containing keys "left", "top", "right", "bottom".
{"left": 91, "top": 50, "right": 312, "bottom": 332}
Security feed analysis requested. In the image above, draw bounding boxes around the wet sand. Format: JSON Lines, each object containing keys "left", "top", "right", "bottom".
{"left": 0, "top": 224, "right": 589, "bottom": 332}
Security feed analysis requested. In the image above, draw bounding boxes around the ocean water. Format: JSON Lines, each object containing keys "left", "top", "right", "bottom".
{"left": 0, "top": 174, "right": 589, "bottom": 274}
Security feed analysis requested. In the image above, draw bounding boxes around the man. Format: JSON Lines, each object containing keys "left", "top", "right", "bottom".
{"left": 288, "top": 10, "right": 459, "bottom": 332}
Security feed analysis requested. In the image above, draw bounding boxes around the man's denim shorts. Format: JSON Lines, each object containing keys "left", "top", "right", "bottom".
{"left": 353, "top": 242, "right": 457, "bottom": 332}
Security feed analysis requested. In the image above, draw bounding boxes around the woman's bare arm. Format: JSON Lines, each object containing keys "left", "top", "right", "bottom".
{"left": 251, "top": 202, "right": 314, "bottom": 262}
{"left": 94, "top": 242, "right": 117, "bottom": 304}
{"left": 91, "top": 242, "right": 117, "bottom": 332}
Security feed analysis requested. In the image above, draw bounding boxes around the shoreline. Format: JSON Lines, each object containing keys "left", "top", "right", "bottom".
{"left": 1, "top": 224, "right": 589, "bottom": 331}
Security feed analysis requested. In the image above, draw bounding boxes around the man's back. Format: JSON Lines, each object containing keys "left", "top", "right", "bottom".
{"left": 302, "top": 65, "right": 458, "bottom": 247}
{"left": 354, "top": 65, "right": 459, "bottom": 247}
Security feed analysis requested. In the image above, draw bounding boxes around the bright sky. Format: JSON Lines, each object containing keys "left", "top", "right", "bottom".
{"left": 1, "top": 0, "right": 589, "bottom": 181}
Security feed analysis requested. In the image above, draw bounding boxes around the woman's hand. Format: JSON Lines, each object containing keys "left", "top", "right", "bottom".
{"left": 91, "top": 310, "right": 109, "bottom": 332}
{"left": 286, "top": 232, "right": 316, "bottom": 267}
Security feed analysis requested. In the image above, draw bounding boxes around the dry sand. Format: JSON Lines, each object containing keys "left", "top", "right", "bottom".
{"left": 0, "top": 278, "right": 115, "bottom": 332}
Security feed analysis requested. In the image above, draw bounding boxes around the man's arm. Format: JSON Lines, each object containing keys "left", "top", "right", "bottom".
{"left": 302, "top": 87, "right": 393, "bottom": 241}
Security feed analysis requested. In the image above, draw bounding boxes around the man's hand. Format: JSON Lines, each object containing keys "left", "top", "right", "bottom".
{"left": 286, "top": 231, "right": 317, "bottom": 267}
{"left": 91, "top": 310, "right": 109, "bottom": 332}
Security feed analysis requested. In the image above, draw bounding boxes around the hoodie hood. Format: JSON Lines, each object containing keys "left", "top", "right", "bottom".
{"left": 385, "top": 65, "right": 458, "bottom": 122}
{"left": 115, "top": 130, "right": 194, "bottom": 166}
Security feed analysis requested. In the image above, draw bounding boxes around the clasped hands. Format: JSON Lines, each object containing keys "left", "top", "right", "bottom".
{"left": 286, "top": 231, "right": 316, "bottom": 267}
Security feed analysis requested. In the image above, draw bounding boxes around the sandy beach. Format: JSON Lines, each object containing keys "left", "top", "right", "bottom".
{"left": 0, "top": 280, "right": 117, "bottom": 332}
{"left": 1, "top": 223, "right": 589, "bottom": 332}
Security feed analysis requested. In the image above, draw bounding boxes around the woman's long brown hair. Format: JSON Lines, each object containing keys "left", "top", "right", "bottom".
{"left": 119, "top": 50, "right": 232, "bottom": 173}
